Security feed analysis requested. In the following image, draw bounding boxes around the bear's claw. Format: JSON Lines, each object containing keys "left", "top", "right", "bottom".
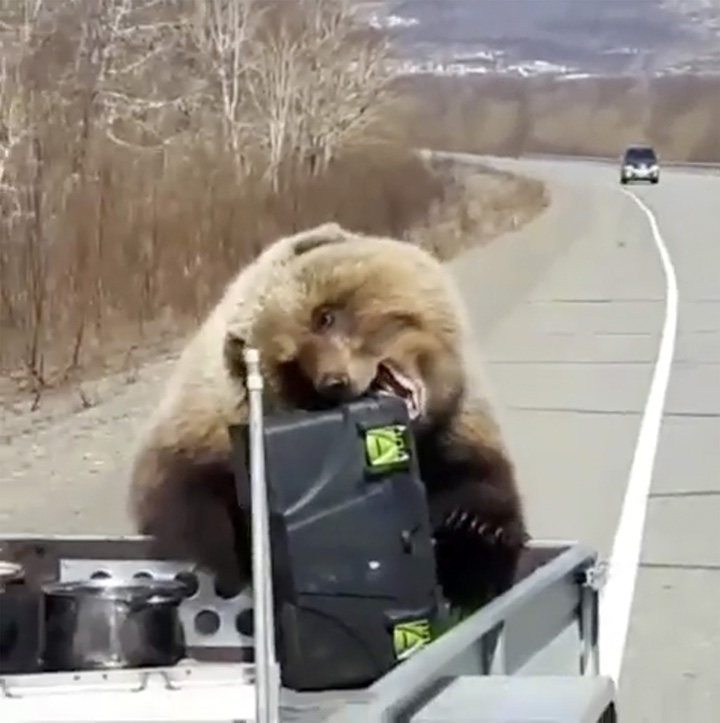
{"left": 434, "top": 507, "right": 527, "bottom": 549}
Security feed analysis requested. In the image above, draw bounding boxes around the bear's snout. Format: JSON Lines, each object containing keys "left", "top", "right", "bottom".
{"left": 316, "top": 372, "right": 354, "bottom": 403}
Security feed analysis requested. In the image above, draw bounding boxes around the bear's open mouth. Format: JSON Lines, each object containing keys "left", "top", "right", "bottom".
{"left": 372, "top": 362, "right": 426, "bottom": 420}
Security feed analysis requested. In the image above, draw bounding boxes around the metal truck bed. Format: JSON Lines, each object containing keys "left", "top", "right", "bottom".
{"left": 0, "top": 533, "right": 613, "bottom": 722}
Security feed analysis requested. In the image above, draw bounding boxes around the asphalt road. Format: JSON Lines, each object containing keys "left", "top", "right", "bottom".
{"left": 448, "top": 156, "right": 720, "bottom": 723}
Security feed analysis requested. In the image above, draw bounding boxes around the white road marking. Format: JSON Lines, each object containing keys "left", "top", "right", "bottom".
{"left": 598, "top": 189, "right": 679, "bottom": 684}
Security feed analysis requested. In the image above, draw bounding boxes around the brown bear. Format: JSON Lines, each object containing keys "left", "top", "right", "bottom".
{"left": 128, "top": 222, "right": 528, "bottom": 608}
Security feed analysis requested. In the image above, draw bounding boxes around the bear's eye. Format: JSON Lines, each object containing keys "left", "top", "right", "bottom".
{"left": 312, "top": 307, "right": 336, "bottom": 332}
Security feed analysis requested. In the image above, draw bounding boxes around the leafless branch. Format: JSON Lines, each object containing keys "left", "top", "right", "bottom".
{"left": 188, "top": 0, "right": 260, "bottom": 175}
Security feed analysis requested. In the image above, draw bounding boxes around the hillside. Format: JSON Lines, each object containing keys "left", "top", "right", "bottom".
{"left": 365, "top": 0, "right": 720, "bottom": 77}
{"left": 403, "top": 73, "right": 720, "bottom": 163}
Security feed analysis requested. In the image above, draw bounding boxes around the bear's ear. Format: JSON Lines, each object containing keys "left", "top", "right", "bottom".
{"left": 223, "top": 330, "right": 248, "bottom": 379}
{"left": 291, "top": 222, "right": 350, "bottom": 256}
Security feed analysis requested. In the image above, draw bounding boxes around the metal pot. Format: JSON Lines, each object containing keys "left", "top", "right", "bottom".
{"left": 0, "top": 560, "right": 24, "bottom": 591}
{"left": 41, "top": 577, "right": 190, "bottom": 672}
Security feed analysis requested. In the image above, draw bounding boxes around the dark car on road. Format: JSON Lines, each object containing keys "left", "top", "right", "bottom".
{"left": 620, "top": 145, "right": 660, "bottom": 185}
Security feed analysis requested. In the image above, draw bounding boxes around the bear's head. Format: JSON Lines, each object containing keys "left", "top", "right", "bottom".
{"left": 225, "top": 230, "right": 469, "bottom": 427}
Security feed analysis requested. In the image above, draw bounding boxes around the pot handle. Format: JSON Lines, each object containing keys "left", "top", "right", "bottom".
{"left": 127, "top": 593, "right": 186, "bottom": 612}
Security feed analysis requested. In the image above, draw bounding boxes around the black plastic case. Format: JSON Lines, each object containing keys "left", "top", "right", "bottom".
{"left": 230, "top": 394, "right": 441, "bottom": 691}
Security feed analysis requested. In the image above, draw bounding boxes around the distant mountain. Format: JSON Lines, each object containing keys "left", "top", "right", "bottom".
{"left": 361, "top": 0, "right": 720, "bottom": 77}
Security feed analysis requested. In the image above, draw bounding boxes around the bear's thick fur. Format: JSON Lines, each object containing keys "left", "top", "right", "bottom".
{"left": 128, "top": 222, "right": 527, "bottom": 606}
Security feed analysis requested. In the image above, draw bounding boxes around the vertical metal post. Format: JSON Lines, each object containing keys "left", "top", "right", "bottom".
{"left": 244, "top": 347, "right": 280, "bottom": 723}
{"left": 579, "top": 569, "right": 601, "bottom": 677}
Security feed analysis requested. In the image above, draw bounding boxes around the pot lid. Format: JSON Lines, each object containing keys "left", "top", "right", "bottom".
{"left": 42, "top": 576, "right": 190, "bottom": 602}
{"left": 0, "top": 560, "right": 24, "bottom": 583}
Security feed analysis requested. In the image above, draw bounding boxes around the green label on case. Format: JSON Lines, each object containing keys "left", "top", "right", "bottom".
{"left": 364, "top": 425, "right": 410, "bottom": 469}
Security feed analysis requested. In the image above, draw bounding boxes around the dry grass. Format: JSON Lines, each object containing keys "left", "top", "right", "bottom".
{"left": 0, "top": 131, "right": 453, "bottom": 400}
{"left": 0, "top": 148, "right": 548, "bottom": 407}
{"left": 409, "top": 159, "right": 549, "bottom": 261}
{"left": 403, "top": 74, "right": 720, "bottom": 162}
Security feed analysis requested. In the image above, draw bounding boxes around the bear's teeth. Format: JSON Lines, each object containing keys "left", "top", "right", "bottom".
{"left": 413, "top": 383, "right": 426, "bottom": 419}
{"left": 375, "top": 362, "right": 426, "bottom": 420}
{"left": 407, "top": 399, "right": 420, "bottom": 419}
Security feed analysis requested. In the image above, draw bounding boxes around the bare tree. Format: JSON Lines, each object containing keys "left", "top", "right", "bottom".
{"left": 0, "top": 0, "right": 44, "bottom": 345}
{"left": 62, "top": 0, "right": 191, "bottom": 151}
{"left": 0, "top": 57, "right": 23, "bottom": 205}
{"left": 293, "top": 0, "right": 398, "bottom": 175}
{"left": 242, "top": 4, "right": 305, "bottom": 190}
{"left": 7, "top": 0, "right": 192, "bottom": 156}
{"left": 0, "top": 0, "right": 42, "bottom": 189}
{"left": 188, "top": 0, "right": 260, "bottom": 176}
{"left": 243, "top": 0, "right": 398, "bottom": 190}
